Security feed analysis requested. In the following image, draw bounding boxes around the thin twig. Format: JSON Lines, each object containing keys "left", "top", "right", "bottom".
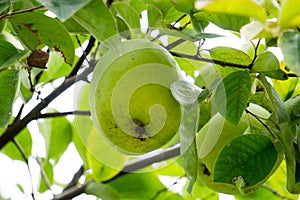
{"left": 39, "top": 111, "right": 90, "bottom": 119}
{"left": 12, "top": 139, "right": 35, "bottom": 200}
{"left": 67, "top": 36, "right": 96, "bottom": 78}
{"left": 170, "top": 51, "right": 250, "bottom": 69}
{"left": 36, "top": 158, "right": 54, "bottom": 194}
{"left": 165, "top": 38, "right": 185, "bottom": 50}
{"left": 53, "top": 181, "right": 92, "bottom": 200}
{"left": 0, "top": 5, "right": 44, "bottom": 20}
{"left": 262, "top": 184, "right": 295, "bottom": 200}
{"left": 63, "top": 165, "right": 84, "bottom": 191}
{"left": 249, "top": 39, "right": 262, "bottom": 69}
{"left": 245, "top": 109, "right": 276, "bottom": 139}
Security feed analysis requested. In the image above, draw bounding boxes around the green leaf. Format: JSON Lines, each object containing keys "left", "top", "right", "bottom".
{"left": 252, "top": 51, "right": 287, "bottom": 80}
{"left": 279, "top": 0, "right": 300, "bottom": 29}
{"left": 170, "top": 0, "right": 197, "bottom": 14}
{"left": 171, "top": 80, "right": 202, "bottom": 106}
{"left": 85, "top": 181, "right": 120, "bottom": 200}
{"left": 179, "top": 102, "right": 199, "bottom": 193}
{"left": 39, "top": 0, "right": 90, "bottom": 21}
{"left": 0, "top": 40, "right": 29, "bottom": 70}
{"left": 214, "top": 70, "right": 252, "bottom": 125}
{"left": 62, "top": 17, "right": 88, "bottom": 34}
{"left": 112, "top": 2, "right": 140, "bottom": 29}
{"left": 194, "top": 12, "right": 250, "bottom": 32}
{"left": 38, "top": 113, "right": 73, "bottom": 163}
{"left": 10, "top": 12, "right": 74, "bottom": 65}
{"left": 258, "top": 74, "right": 289, "bottom": 124}
{"left": 38, "top": 51, "right": 73, "bottom": 84}
{"left": 214, "top": 134, "right": 280, "bottom": 187}
{"left": 73, "top": 0, "right": 118, "bottom": 42}
{"left": 199, "top": 0, "right": 267, "bottom": 22}
{"left": 273, "top": 77, "right": 299, "bottom": 101}
{"left": 279, "top": 30, "right": 300, "bottom": 76}
{"left": 38, "top": 160, "right": 54, "bottom": 193}
{"left": 285, "top": 95, "right": 300, "bottom": 122}
{"left": 0, "top": 0, "right": 9, "bottom": 13}
{"left": 0, "top": 69, "right": 19, "bottom": 130}
{"left": 1, "top": 126, "right": 32, "bottom": 161}
{"left": 210, "top": 46, "right": 252, "bottom": 67}
{"left": 108, "top": 173, "right": 165, "bottom": 199}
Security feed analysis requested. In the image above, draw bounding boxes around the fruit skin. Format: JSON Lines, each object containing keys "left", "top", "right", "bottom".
{"left": 197, "top": 108, "right": 283, "bottom": 194}
{"left": 73, "top": 84, "right": 127, "bottom": 181}
{"left": 90, "top": 39, "right": 182, "bottom": 155}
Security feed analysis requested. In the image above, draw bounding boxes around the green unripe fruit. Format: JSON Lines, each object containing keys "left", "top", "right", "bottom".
{"left": 197, "top": 105, "right": 282, "bottom": 194}
{"left": 90, "top": 39, "right": 182, "bottom": 155}
{"left": 197, "top": 113, "right": 249, "bottom": 194}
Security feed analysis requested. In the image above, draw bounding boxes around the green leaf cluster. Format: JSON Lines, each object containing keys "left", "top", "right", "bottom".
{"left": 1, "top": 0, "right": 300, "bottom": 199}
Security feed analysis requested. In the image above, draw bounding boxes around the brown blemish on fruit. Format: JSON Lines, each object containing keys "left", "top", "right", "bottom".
{"left": 133, "top": 119, "right": 150, "bottom": 141}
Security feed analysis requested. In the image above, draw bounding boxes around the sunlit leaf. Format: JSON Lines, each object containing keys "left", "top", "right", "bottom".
{"left": 279, "top": 0, "right": 300, "bottom": 29}
{"left": 73, "top": 0, "right": 117, "bottom": 42}
{"left": 273, "top": 78, "right": 299, "bottom": 101}
{"left": 252, "top": 51, "right": 287, "bottom": 80}
{"left": 210, "top": 46, "right": 252, "bottom": 66}
{"left": 194, "top": 12, "right": 250, "bottom": 32}
{"left": 0, "top": 69, "right": 19, "bottom": 130}
{"left": 38, "top": 112, "right": 73, "bottom": 163}
{"left": 10, "top": 12, "right": 74, "bottom": 65}
{"left": 39, "top": 0, "right": 90, "bottom": 21}
{"left": 198, "top": 0, "right": 267, "bottom": 22}
{"left": 112, "top": 2, "right": 140, "bottom": 29}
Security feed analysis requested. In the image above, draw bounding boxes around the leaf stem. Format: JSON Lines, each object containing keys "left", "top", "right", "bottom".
{"left": 12, "top": 139, "right": 36, "bottom": 200}
{"left": 0, "top": 5, "right": 44, "bottom": 20}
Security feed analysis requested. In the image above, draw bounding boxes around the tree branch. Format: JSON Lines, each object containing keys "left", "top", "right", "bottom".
{"left": 63, "top": 165, "right": 85, "bottom": 191}
{"left": 170, "top": 51, "right": 251, "bottom": 69}
{"left": 39, "top": 111, "right": 90, "bottom": 119}
{"left": 53, "top": 144, "right": 181, "bottom": 200}
{"left": 0, "top": 5, "right": 44, "bottom": 20}
{"left": 67, "top": 36, "right": 96, "bottom": 78}
{"left": 0, "top": 60, "right": 95, "bottom": 150}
